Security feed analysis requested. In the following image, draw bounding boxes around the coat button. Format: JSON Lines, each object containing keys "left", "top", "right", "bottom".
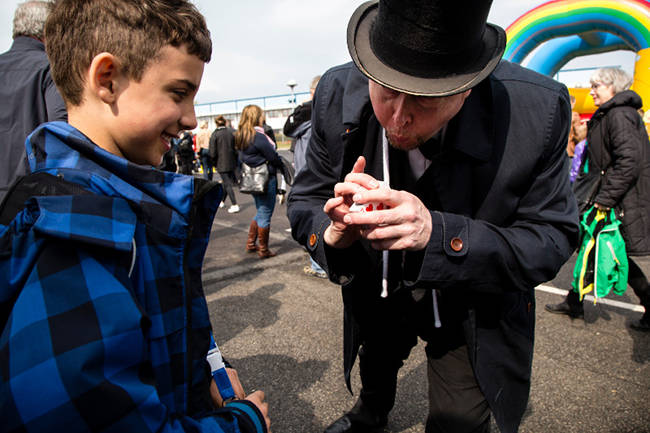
{"left": 450, "top": 237, "right": 463, "bottom": 252}
{"left": 309, "top": 233, "right": 317, "bottom": 247}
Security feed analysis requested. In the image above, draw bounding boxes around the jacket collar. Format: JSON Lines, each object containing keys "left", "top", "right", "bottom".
{"left": 342, "top": 63, "right": 494, "bottom": 162}
{"left": 26, "top": 122, "right": 195, "bottom": 219}
{"left": 10, "top": 36, "right": 45, "bottom": 52}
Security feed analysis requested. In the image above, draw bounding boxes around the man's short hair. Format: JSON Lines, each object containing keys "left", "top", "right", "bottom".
{"left": 215, "top": 115, "right": 226, "bottom": 127}
{"left": 45, "top": 0, "right": 212, "bottom": 106}
{"left": 13, "top": 1, "right": 51, "bottom": 40}
{"left": 310, "top": 75, "right": 321, "bottom": 91}
{"left": 590, "top": 67, "right": 633, "bottom": 94}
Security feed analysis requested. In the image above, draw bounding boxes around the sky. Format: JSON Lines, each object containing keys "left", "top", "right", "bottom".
{"left": 0, "top": 0, "right": 638, "bottom": 107}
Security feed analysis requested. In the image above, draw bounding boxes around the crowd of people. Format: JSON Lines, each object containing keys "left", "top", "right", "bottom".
{"left": 0, "top": 1, "right": 648, "bottom": 433}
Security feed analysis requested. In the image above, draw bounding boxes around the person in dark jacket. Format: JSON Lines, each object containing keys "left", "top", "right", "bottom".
{"left": 287, "top": 1, "right": 578, "bottom": 432}
{"left": 547, "top": 67, "right": 650, "bottom": 331}
{"left": 0, "top": 0, "right": 67, "bottom": 202}
{"left": 0, "top": 1, "right": 270, "bottom": 432}
{"left": 236, "top": 104, "right": 284, "bottom": 258}
{"left": 210, "top": 115, "right": 240, "bottom": 213}
{"left": 176, "top": 130, "right": 196, "bottom": 175}
{"left": 284, "top": 75, "right": 326, "bottom": 279}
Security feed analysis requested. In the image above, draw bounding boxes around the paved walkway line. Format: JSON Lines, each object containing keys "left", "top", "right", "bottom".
{"left": 213, "top": 219, "right": 291, "bottom": 242}
{"left": 536, "top": 284, "right": 645, "bottom": 313}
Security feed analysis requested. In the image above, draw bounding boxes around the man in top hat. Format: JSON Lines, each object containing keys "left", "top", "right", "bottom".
{"left": 287, "top": 1, "right": 579, "bottom": 432}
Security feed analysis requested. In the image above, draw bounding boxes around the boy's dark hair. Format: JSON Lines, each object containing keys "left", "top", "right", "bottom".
{"left": 215, "top": 115, "right": 226, "bottom": 127}
{"left": 45, "top": 0, "right": 212, "bottom": 106}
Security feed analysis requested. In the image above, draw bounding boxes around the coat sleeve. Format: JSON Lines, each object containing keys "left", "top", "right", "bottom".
{"left": 594, "top": 108, "right": 644, "bottom": 208}
{"left": 0, "top": 212, "right": 266, "bottom": 432}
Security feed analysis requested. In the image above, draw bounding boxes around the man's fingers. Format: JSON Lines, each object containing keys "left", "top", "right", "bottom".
{"left": 343, "top": 172, "right": 380, "bottom": 191}
{"left": 351, "top": 155, "right": 366, "bottom": 173}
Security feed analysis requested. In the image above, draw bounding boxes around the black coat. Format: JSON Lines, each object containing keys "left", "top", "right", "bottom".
{"left": 287, "top": 62, "right": 578, "bottom": 433}
{"left": 574, "top": 90, "right": 650, "bottom": 255}
{"left": 209, "top": 126, "right": 237, "bottom": 172}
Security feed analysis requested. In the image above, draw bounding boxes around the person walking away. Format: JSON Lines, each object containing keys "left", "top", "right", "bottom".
{"left": 283, "top": 75, "right": 326, "bottom": 278}
{"left": 236, "top": 105, "right": 284, "bottom": 258}
{"left": 197, "top": 120, "right": 213, "bottom": 180}
{"left": 211, "top": 115, "right": 240, "bottom": 213}
{"left": 287, "top": 1, "right": 578, "bottom": 432}
{"left": 546, "top": 67, "right": 650, "bottom": 331}
{"left": 0, "top": 0, "right": 67, "bottom": 202}
{"left": 0, "top": 0, "right": 270, "bottom": 431}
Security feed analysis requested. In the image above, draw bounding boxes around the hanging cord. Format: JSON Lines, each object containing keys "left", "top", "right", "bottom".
{"left": 381, "top": 132, "right": 441, "bottom": 327}
{"left": 381, "top": 134, "right": 390, "bottom": 298}
{"left": 129, "top": 238, "right": 137, "bottom": 278}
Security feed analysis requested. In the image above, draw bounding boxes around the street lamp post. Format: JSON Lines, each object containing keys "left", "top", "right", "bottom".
{"left": 286, "top": 79, "right": 297, "bottom": 107}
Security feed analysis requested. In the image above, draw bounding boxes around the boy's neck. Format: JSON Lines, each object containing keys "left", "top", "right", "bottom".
{"left": 67, "top": 105, "right": 125, "bottom": 159}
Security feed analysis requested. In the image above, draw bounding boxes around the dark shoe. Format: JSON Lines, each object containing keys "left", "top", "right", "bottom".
{"left": 630, "top": 313, "right": 650, "bottom": 331}
{"left": 257, "top": 226, "right": 277, "bottom": 259}
{"left": 324, "top": 413, "right": 386, "bottom": 433}
{"left": 246, "top": 220, "right": 258, "bottom": 253}
{"left": 545, "top": 301, "right": 584, "bottom": 318}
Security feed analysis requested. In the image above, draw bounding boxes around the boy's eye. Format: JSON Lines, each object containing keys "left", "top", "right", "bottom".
{"left": 172, "top": 89, "right": 188, "bottom": 99}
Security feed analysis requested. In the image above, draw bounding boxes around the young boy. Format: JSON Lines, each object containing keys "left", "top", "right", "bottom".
{"left": 0, "top": 1, "right": 269, "bottom": 432}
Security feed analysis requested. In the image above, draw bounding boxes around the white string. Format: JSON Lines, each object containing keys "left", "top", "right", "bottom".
{"left": 381, "top": 133, "right": 390, "bottom": 298}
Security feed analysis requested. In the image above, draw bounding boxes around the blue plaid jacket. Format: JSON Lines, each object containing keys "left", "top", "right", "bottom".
{"left": 0, "top": 122, "right": 267, "bottom": 433}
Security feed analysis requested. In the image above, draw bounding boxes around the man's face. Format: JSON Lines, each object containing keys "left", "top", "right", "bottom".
{"left": 369, "top": 80, "right": 471, "bottom": 151}
{"left": 110, "top": 44, "right": 204, "bottom": 166}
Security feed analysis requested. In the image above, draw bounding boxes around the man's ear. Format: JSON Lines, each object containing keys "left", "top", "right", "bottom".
{"left": 88, "top": 52, "right": 121, "bottom": 104}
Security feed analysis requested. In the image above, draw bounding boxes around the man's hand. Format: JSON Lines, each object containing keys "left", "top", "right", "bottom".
{"left": 323, "top": 156, "right": 378, "bottom": 248}
{"left": 323, "top": 155, "right": 432, "bottom": 251}
{"left": 344, "top": 185, "right": 433, "bottom": 251}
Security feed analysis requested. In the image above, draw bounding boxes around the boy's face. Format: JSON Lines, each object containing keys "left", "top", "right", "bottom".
{"left": 110, "top": 45, "right": 204, "bottom": 166}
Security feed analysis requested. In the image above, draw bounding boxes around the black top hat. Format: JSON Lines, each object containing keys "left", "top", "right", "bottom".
{"left": 347, "top": 0, "right": 506, "bottom": 97}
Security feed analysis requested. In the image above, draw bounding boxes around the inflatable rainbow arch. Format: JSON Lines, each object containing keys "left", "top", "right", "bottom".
{"left": 503, "top": 0, "right": 650, "bottom": 114}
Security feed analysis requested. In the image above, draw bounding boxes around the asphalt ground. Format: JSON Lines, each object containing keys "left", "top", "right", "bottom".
{"left": 199, "top": 158, "right": 649, "bottom": 433}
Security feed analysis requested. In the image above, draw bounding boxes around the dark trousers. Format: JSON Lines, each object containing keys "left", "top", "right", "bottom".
{"left": 218, "top": 171, "right": 238, "bottom": 206}
{"left": 199, "top": 149, "right": 213, "bottom": 180}
{"left": 352, "top": 289, "right": 490, "bottom": 433}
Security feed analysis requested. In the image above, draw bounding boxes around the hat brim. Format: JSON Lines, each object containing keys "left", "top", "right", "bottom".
{"left": 347, "top": 1, "right": 506, "bottom": 97}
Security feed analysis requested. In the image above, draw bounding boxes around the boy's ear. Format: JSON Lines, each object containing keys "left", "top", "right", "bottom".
{"left": 88, "top": 52, "right": 121, "bottom": 104}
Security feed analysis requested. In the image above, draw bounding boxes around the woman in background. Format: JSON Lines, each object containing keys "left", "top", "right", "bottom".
{"left": 235, "top": 104, "right": 284, "bottom": 258}
{"left": 546, "top": 68, "right": 650, "bottom": 331}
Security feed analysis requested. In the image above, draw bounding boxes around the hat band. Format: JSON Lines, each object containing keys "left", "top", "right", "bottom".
{"left": 370, "top": 20, "right": 484, "bottom": 79}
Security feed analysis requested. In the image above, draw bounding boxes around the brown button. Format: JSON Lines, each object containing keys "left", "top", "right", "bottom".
{"left": 309, "top": 233, "right": 317, "bottom": 247}
{"left": 450, "top": 237, "right": 463, "bottom": 252}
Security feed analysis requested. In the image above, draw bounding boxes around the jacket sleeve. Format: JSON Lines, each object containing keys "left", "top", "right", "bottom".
{"left": 283, "top": 103, "right": 311, "bottom": 137}
{"left": 209, "top": 130, "right": 218, "bottom": 162}
{"left": 0, "top": 207, "right": 266, "bottom": 433}
{"left": 594, "top": 108, "right": 644, "bottom": 208}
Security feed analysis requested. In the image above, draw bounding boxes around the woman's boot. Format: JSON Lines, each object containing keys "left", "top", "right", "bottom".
{"left": 257, "top": 225, "right": 276, "bottom": 258}
{"left": 246, "top": 220, "right": 258, "bottom": 253}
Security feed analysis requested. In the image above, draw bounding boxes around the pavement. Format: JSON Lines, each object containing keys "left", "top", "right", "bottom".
{"left": 200, "top": 161, "right": 650, "bottom": 433}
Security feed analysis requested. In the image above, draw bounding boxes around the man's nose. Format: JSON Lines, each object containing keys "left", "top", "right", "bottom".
{"left": 392, "top": 94, "right": 411, "bottom": 127}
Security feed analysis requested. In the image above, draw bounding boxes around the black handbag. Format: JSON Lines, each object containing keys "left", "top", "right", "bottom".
{"left": 239, "top": 162, "right": 269, "bottom": 194}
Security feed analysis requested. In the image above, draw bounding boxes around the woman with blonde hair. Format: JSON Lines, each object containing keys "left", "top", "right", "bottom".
{"left": 236, "top": 105, "right": 284, "bottom": 258}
